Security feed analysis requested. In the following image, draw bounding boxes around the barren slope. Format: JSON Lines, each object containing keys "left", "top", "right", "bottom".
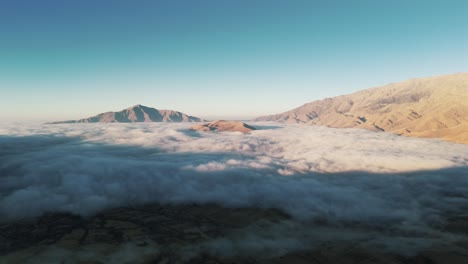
{"left": 255, "top": 73, "right": 468, "bottom": 143}
{"left": 191, "top": 120, "right": 256, "bottom": 133}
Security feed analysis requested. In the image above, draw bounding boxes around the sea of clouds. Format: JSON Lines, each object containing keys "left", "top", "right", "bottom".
{"left": 1, "top": 122, "right": 468, "bottom": 253}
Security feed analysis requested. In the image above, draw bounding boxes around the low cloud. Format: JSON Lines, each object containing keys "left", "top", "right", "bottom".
{"left": 1, "top": 122, "right": 468, "bottom": 255}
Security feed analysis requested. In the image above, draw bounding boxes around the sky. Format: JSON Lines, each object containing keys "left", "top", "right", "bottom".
{"left": 1, "top": 0, "right": 467, "bottom": 121}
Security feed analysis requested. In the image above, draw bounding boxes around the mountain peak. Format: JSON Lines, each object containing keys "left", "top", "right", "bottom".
{"left": 50, "top": 105, "right": 205, "bottom": 124}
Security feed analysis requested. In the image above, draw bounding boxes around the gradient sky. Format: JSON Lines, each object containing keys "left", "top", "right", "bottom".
{"left": 1, "top": 0, "right": 467, "bottom": 121}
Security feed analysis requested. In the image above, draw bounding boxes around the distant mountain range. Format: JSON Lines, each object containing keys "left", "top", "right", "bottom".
{"left": 50, "top": 104, "right": 205, "bottom": 123}
{"left": 255, "top": 73, "right": 468, "bottom": 144}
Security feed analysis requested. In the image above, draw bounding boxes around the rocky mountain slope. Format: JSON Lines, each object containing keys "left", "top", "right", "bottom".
{"left": 255, "top": 73, "right": 468, "bottom": 143}
{"left": 51, "top": 104, "right": 205, "bottom": 123}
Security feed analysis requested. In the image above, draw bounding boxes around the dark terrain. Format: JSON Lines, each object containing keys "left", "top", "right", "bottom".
{"left": 2, "top": 203, "right": 468, "bottom": 264}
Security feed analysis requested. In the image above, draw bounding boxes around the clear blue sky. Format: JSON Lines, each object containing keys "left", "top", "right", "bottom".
{"left": 1, "top": 0, "right": 467, "bottom": 121}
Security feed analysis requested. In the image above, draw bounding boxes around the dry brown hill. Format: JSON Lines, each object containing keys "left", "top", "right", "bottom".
{"left": 255, "top": 73, "right": 468, "bottom": 144}
{"left": 191, "top": 120, "right": 256, "bottom": 133}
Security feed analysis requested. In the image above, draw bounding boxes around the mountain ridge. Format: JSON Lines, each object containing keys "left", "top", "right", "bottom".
{"left": 50, "top": 104, "right": 205, "bottom": 123}
{"left": 255, "top": 73, "right": 468, "bottom": 144}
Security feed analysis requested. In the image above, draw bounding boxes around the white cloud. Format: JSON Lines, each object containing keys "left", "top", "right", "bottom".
{"left": 0, "top": 122, "right": 467, "bottom": 250}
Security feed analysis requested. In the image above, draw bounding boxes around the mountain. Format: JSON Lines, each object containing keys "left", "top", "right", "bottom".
{"left": 191, "top": 120, "right": 256, "bottom": 133}
{"left": 51, "top": 104, "right": 205, "bottom": 123}
{"left": 255, "top": 73, "right": 468, "bottom": 144}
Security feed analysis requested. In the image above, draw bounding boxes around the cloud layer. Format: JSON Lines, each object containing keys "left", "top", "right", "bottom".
{"left": 1, "top": 122, "right": 468, "bottom": 248}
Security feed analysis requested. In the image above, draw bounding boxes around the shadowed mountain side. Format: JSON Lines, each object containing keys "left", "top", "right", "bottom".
{"left": 253, "top": 125, "right": 282, "bottom": 130}
{"left": 49, "top": 104, "right": 205, "bottom": 123}
{"left": 254, "top": 73, "right": 468, "bottom": 144}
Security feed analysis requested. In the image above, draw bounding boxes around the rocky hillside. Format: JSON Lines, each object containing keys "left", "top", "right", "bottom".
{"left": 191, "top": 120, "right": 256, "bottom": 133}
{"left": 51, "top": 104, "right": 205, "bottom": 123}
{"left": 255, "top": 73, "right": 468, "bottom": 144}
